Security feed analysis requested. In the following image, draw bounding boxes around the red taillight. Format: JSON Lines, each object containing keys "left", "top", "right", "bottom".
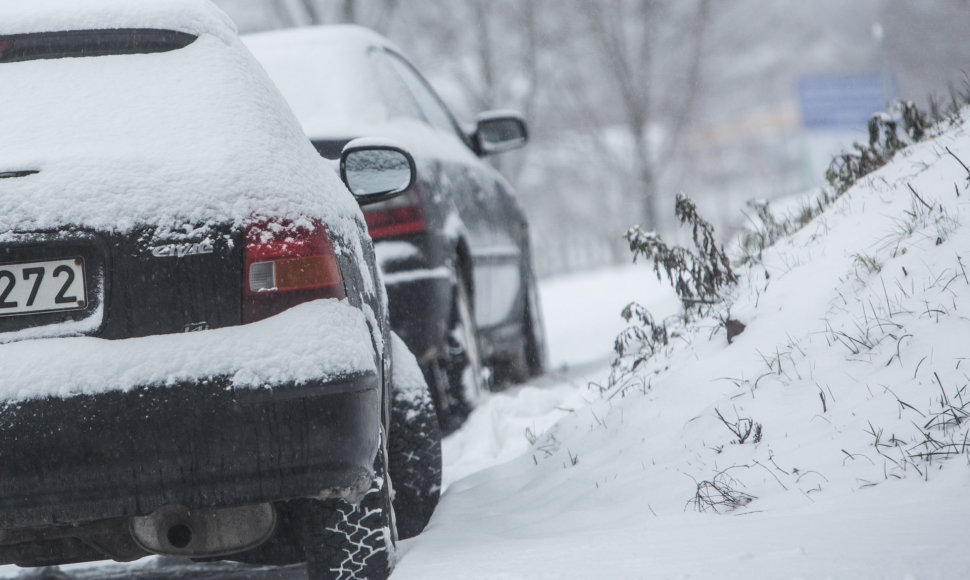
{"left": 363, "top": 190, "right": 426, "bottom": 239}
{"left": 242, "top": 218, "right": 345, "bottom": 323}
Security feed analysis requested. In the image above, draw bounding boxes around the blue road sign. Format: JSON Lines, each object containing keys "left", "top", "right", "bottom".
{"left": 798, "top": 73, "right": 895, "bottom": 130}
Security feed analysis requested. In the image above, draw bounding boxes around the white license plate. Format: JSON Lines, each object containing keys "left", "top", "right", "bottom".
{"left": 0, "top": 258, "right": 87, "bottom": 316}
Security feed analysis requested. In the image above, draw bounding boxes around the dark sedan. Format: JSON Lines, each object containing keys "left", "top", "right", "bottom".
{"left": 246, "top": 25, "right": 548, "bottom": 431}
{"left": 0, "top": 2, "right": 440, "bottom": 578}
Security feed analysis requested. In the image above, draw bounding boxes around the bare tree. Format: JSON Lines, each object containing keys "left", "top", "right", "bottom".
{"left": 465, "top": 0, "right": 544, "bottom": 181}
{"left": 301, "top": 0, "right": 322, "bottom": 24}
{"left": 287, "top": 0, "right": 400, "bottom": 32}
{"left": 398, "top": 0, "right": 546, "bottom": 182}
{"left": 576, "top": 0, "right": 711, "bottom": 231}
{"left": 340, "top": 0, "right": 356, "bottom": 23}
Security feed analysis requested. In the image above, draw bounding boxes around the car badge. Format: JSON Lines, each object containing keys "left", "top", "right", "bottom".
{"left": 150, "top": 240, "right": 215, "bottom": 258}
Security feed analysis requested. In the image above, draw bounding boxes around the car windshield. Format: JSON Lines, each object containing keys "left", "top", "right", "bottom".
{"left": 0, "top": 29, "right": 196, "bottom": 63}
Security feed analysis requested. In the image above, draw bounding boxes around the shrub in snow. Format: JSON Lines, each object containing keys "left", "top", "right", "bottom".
{"left": 826, "top": 100, "right": 933, "bottom": 196}
{"left": 689, "top": 469, "right": 756, "bottom": 513}
{"left": 611, "top": 193, "right": 741, "bottom": 393}
{"left": 737, "top": 198, "right": 824, "bottom": 267}
{"left": 624, "top": 193, "right": 737, "bottom": 310}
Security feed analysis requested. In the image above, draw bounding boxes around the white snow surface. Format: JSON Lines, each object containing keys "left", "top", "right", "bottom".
{"left": 243, "top": 25, "right": 396, "bottom": 138}
{"left": 244, "top": 26, "right": 484, "bottom": 167}
{"left": 0, "top": 0, "right": 236, "bottom": 41}
{"left": 390, "top": 332, "right": 434, "bottom": 422}
{"left": 374, "top": 240, "right": 421, "bottom": 266}
{"left": 0, "top": 299, "right": 375, "bottom": 403}
{"left": 390, "top": 332, "right": 426, "bottom": 397}
{"left": 540, "top": 265, "right": 681, "bottom": 370}
{"left": 1, "top": 0, "right": 364, "bottom": 241}
{"left": 393, "top": 114, "right": 970, "bottom": 578}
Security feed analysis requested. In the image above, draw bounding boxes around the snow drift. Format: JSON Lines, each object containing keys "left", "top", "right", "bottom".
{"left": 394, "top": 109, "right": 970, "bottom": 578}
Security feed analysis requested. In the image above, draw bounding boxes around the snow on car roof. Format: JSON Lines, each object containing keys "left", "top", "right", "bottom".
{"left": 243, "top": 25, "right": 395, "bottom": 138}
{"left": 0, "top": 0, "right": 237, "bottom": 42}
{"left": 0, "top": 0, "right": 363, "bottom": 239}
{"left": 244, "top": 25, "right": 481, "bottom": 165}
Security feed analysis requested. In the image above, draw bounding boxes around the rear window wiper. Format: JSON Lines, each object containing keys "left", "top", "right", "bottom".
{"left": 0, "top": 170, "right": 39, "bottom": 179}
{"left": 0, "top": 29, "right": 196, "bottom": 63}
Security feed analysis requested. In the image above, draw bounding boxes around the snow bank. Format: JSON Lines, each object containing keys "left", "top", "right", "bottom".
{"left": 396, "top": 109, "right": 970, "bottom": 578}
{"left": 540, "top": 265, "right": 681, "bottom": 369}
{"left": 0, "top": 299, "right": 376, "bottom": 403}
{"left": 535, "top": 110, "right": 970, "bottom": 511}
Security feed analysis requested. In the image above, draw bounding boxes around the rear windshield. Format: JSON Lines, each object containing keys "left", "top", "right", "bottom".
{"left": 0, "top": 29, "right": 196, "bottom": 63}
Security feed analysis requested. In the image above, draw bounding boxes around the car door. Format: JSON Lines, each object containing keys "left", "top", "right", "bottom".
{"left": 372, "top": 49, "right": 523, "bottom": 335}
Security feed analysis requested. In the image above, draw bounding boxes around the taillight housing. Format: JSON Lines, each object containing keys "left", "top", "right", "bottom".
{"left": 362, "top": 189, "right": 426, "bottom": 239}
{"left": 242, "top": 218, "right": 345, "bottom": 323}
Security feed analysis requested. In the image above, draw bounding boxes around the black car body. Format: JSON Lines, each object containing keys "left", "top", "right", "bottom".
{"left": 246, "top": 26, "right": 547, "bottom": 429}
{"left": 0, "top": 2, "right": 434, "bottom": 576}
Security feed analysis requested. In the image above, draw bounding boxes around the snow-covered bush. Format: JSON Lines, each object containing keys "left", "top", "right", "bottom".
{"left": 611, "top": 193, "right": 741, "bottom": 394}
{"left": 624, "top": 193, "right": 737, "bottom": 311}
{"left": 827, "top": 100, "right": 937, "bottom": 196}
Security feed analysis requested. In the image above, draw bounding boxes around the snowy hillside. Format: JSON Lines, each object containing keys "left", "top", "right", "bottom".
{"left": 394, "top": 112, "right": 970, "bottom": 578}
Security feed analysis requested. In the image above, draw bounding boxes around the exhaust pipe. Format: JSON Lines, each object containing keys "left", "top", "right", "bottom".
{"left": 130, "top": 503, "right": 276, "bottom": 558}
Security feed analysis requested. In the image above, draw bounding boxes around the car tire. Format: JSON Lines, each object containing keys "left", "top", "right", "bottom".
{"left": 295, "top": 431, "right": 395, "bottom": 580}
{"left": 433, "top": 273, "right": 486, "bottom": 434}
{"left": 388, "top": 333, "right": 442, "bottom": 540}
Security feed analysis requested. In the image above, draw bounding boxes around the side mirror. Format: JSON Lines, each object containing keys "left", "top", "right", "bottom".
{"left": 339, "top": 139, "right": 416, "bottom": 206}
{"left": 474, "top": 111, "right": 528, "bottom": 156}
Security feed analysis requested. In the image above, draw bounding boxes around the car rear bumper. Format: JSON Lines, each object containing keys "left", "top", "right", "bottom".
{"left": 0, "top": 372, "right": 381, "bottom": 531}
{"left": 0, "top": 299, "right": 382, "bottom": 532}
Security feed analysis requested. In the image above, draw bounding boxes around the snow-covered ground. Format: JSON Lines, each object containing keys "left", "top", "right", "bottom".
{"left": 393, "top": 116, "right": 970, "bottom": 578}
{"left": 441, "top": 266, "right": 680, "bottom": 489}
{"left": 7, "top": 115, "right": 970, "bottom": 578}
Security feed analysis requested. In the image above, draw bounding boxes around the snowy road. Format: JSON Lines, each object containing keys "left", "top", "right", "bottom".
{"left": 0, "top": 266, "right": 673, "bottom": 579}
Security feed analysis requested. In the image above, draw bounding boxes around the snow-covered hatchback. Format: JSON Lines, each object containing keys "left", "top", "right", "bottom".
{"left": 0, "top": 1, "right": 439, "bottom": 578}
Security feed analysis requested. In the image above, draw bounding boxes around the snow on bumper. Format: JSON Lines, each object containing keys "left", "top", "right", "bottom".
{"left": 0, "top": 298, "right": 377, "bottom": 403}
{"left": 0, "top": 299, "right": 383, "bottom": 530}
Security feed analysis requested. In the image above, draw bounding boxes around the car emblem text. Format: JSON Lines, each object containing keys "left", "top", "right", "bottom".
{"left": 150, "top": 240, "right": 215, "bottom": 258}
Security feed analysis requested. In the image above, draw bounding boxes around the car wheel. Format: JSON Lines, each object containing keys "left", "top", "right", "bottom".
{"left": 388, "top": 333, "right": 442, "bottom": 540}
{"left": 296, "top": 431, "right": 395, "bottom": 580}
{"left": 434, "top": 273, "right": 486, "bottom": 434}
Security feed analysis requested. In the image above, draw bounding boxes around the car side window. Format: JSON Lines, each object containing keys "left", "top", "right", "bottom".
{"left": 381, "top": 50, "right": 463, "bottom": 138}
{"left": 369, "top": 49, "right": 426, "bottom": 123}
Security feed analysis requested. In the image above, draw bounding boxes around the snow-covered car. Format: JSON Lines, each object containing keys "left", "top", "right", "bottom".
{"left": 0, "top": 1, "right": 440, "bottom": 578}
{"left": 245, "top": 27, "right": 548, "bottom": 431}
